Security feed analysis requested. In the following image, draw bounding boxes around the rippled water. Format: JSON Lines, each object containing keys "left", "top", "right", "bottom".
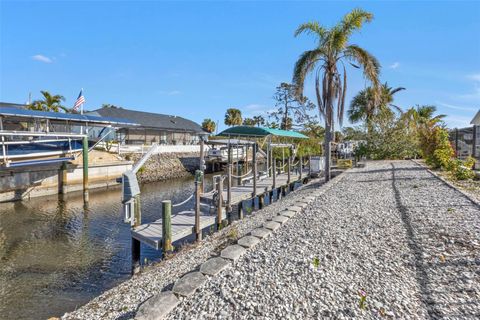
{"left": 0, "top": 175, "right": 215, "bottom": 320}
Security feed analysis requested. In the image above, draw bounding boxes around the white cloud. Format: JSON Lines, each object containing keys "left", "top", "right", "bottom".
{"left": 31, "top": 54, "right": 53, "bottom": 63}
{"left": 389, "top": 62, "right": 400, "bottom": 69}
{"left": 467, "top": 73, "right": 480, "bottom": 82}
{"left": 159, "top": 90, "right": 181, "bottom": 96}
{"left": 444, "top": 115, "right": 473, "bottom": 128}
{"left": 436, "top": 101, "right": 477, "bottom": 112}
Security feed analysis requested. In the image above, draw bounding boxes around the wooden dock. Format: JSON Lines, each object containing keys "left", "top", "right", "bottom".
{"left": 132, "top": 210, "right": 227, "bottom": 250}
{"left": 132, "top": 170, "right": 310, "bottom": 250}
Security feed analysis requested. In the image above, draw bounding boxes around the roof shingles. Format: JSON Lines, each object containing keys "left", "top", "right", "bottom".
{"left": 91, "top": 106, "right": 205, "bottom": 134}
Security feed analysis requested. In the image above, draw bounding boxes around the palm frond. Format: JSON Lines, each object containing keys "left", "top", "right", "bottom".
{"left": 344, "top": 44, "right": 381, "bottom": 95}
{"left": 292, "top": 49, "right": 325, "bottom": 98}
{"left": 340, "top": 8, "right": 374, "bottom": 36}
{"left": 294, "top": 21, "right": 328, "bottom": 41}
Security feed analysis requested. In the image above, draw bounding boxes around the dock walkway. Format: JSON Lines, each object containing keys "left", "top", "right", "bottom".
{"left": 132, "top": 170, "right": 311, "bottom": 250}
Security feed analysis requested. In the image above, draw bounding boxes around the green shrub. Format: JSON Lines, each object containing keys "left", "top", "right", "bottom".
{"left": 425, "top": 127, "right": 454, "bottom": 169}
{"left": 449, "top": 156, "right": 476, "bottom": 180}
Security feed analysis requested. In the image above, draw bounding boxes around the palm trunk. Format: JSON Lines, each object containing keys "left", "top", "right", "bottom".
{"left": 324, "top": 118, "right": 332, "bottom": 182}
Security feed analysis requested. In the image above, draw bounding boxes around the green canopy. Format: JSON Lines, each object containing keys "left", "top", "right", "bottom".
{"left": 217, "top": 126, "right": 308, "bottom": 139}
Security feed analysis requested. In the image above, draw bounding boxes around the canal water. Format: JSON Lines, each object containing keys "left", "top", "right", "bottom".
{"left": 0, "top": 175, "right": 215, "bottom": 320}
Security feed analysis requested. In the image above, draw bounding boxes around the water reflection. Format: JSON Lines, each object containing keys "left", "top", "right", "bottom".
{"left": 0, "top": 175, "right": 213, "bottom": 320}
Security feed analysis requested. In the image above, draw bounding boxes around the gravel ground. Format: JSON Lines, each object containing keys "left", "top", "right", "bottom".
{"left": 166, "top": 160, "right": 480, "bottom": 319}
{"left": 62, "top": 173, "right": 329, "bottom": 319}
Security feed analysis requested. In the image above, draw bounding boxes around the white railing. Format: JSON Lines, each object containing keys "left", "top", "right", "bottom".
{"left": 97, "top": 142, "right": 210, "bottom": 154}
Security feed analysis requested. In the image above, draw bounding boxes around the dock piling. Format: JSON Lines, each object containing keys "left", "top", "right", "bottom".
{"left": 132, "top": 194, "right": 142, "bottom": 274}
{"left": 299, "top": 155, "right": 303, "bottom": 180}
{"left": 194, "top": 170, "right": 203, "bottom": 241}
{"left": 252, "top": 143, "right": 257, "bottom": 197}
{"left": 272, "top": 159, "right": 276, "bottom": 189}
{"left": 162, "top": 200, "right": 173, "bottom": 254}
{"left": 216, "top": 176, "right": 224, "bottom": 228}
{"left": 82, "top": 135, "right": 89, "bottom": 202}
{"left": 308, "top": 155, "right": 312, "bottom": 177}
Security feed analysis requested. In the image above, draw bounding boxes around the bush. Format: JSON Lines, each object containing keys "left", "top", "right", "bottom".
{"left": 424, "top": 127, "right": 454, "bottom": 169}
{"left": 449, "top": 156, "right": 476, "bottom": 180}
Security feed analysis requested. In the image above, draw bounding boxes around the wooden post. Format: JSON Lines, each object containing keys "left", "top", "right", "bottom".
{"left": 194, "top": 170, "right": 202, "bottom": 241}
{"left": 199, "top": 137, "right": 205, "bottom": 192}
{"left": 272, "top": 158, "right": 276, "bottom": 189}
{"left": 82, "top": 135, "right": 89, "bottom": 202}
{"left": 227, "top": 163, "right": 232, "bottom": 214}
{"left": 287, "top": 151, "right": 291, "bottom": 184}
{"left": 59, "top": 162, "right": 68, "bottom": 194}
{"left": 162, "top": 200, "right": 173, "bottom": 254}
{"left": 269, "top": 138, "right": 273, "bottom": 177}
{"left": 245, "top": 145, "right": 248, "bottom": 172}
{"left": 299, "top": 155, "right": 303, "bottom": 180}
{"left": 237, "top": 163, "right": 243, "bottom": 186}
{"left": 308, "top": 155, "right": 312, "bottom": 177}
{"left": 252, "top": 143, "right": 257, "bottom": 197}
{"left": 131, "top": 194, "right": 142, "bottom": 274}
{"left": 216, "top": 176, "right": 224, "bottom": 228}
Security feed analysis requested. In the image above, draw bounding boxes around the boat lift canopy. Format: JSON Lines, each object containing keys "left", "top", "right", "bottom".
{"left": 216, "top": 126, "right": 308, "bottom": 139}
{"left": 0, "top": 107, "right": 139, "bottom": 127}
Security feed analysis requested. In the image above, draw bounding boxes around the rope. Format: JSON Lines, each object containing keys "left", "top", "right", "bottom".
{"left": 231, "top": 170, "right": 253, "bottom": 179}
{"left": 202, "top": 189, "right": 216, "bottom": 196}
{"left": 171, "top": 193, "right": 194, "bottom": 207}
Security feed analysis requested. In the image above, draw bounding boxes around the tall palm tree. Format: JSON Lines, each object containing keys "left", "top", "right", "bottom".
{"left": 28, "top": 90, "right": 68, "bottom": 112}
{"left": 348, "top": 83, "right": 405, "bottom": 131}
{"left": 293, "top": 9, "right": 381, "bottom": 181}
{"left": 224, "top": 108, "right": 243, "bottom": 127}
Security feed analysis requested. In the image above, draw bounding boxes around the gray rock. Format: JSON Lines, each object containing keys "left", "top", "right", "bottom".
{"left": 200, "top": 257, "right": 230, "bottom": 276}
{"left": 250, "top": 228, "right": 272, "bottom": 239}
{"left": 288, "top": 206, "right": 303, "bottom": 212}
{"left": 221, "top": 245, "right": 246, "bottom": 262}
{"left": 237, "top": 235, "right": 260, "bottom": 248}
{"left": 263, "top": 221, "right": 281, "bottom": 231}
{"left": 135, "top": 291, "right": 179, "bottom": 320}
{"left": 271, "top": 215, "right": 289, "bottom": 225}
{"left": 172, "top": 272, "right": 206, "bottom": 297}
{"left": 281, "top": 210, "right": 296, "bottom": 218}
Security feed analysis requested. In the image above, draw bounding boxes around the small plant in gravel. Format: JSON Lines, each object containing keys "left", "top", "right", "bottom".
{"left": 227, "top": 227, "right": 238, "bottom": 241}
{"left": 312, "top": 257, "right": 320, "bottom": 269}
{"left": 447, "top": 208, "right": 454, "bottom": 213}
{"left": 358, "top": 289, "right": 367, "bottom": 310}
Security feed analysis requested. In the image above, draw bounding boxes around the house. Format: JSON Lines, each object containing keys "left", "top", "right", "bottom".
{"left": 450, "top": 108, "right": 480, "bottom": 159}
{"left": 90, "top": 106, "right": 206, "bottom": 145}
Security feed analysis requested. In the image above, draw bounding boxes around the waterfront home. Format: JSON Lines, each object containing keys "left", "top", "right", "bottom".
{"left": 90, "top": 105, "right": 206, "bottom": 146}
{"left": 450, "top": 108, "right": 480, "bottom": 160}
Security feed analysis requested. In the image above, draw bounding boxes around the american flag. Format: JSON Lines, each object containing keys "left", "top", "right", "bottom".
{"left": 73, "top": 89, "right": 85, "bottom": 112}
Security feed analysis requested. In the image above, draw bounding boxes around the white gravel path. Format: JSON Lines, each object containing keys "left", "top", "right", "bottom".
{"left": 165, "top": 160, "right": 480, "bottom": 319}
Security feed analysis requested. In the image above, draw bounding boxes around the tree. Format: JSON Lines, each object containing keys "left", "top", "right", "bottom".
{"left": 253, "top": 115, "right": 266, "bottom": 127}
{"left": 28, "top": 90, "right": 68, "bottom": 112}
{"left": 201, "top": 118, "right": 216, "bottom": 133}
{"left": 224, "top": 108, "right": 242, "bottom": 126}
{"left": 348, "top": 83, "right": 405, "bottom": 132}
{"left": 269, "top": 82, "right": 316, "bottom": 130}
{"left": 243, "top": 117, "right": 256, "bottom": 126}
{"left": 293, "top": 9, "right": 380, "bottom": 181}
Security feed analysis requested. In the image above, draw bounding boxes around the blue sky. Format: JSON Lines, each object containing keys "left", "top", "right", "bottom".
{"left": 1, "top": 0, "right": 479, "bottom": 131}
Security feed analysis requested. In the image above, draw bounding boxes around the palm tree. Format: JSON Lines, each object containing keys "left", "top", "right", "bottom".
{"left": 201, "top": 118, "right": 216, "bottom": 133}
{"left": 253, "top": 115, "right": 266, "bottom": 127}
{"left": 224, "top": 108, "right": 243, "bottom": 127}
{"left": 243, "top": 117, "right": 256, "bottom": 126}
{"left": 348, "top": 83, "right": 405, "bottom": 132}
{"left": 28, "top": 90, "right": 68, "bottom": 112}
{"left": 293, "top": 9, "right": 381, "bottom": 181}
